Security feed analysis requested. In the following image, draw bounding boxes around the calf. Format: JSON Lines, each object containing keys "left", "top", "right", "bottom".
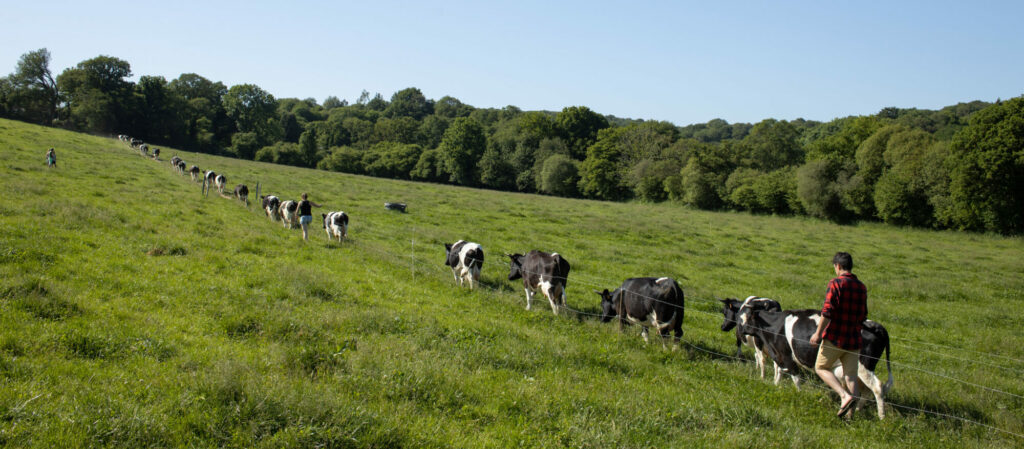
{"left": 215, "top": 174, "right": 226, "bottom": 193}
{"left": 261, "top": 195, "right": 281, "bottom": 221}
{"left": 444, "top": 240, "right": 483, "bottom": 289}
{"left": 506, "top": 250, "right": 570, "bottom": 315}
{"left": 747, "top": 309, "right": 894, "bottom": 418}
{"left": 189, "top": 165, "right": 201, "bottom": 182}
{"left": 279, "top": 200, "right": 299, "bottom": 228}
{"left": 596, "top": 277, "right": 684, "bottom": 349}
{"left": 234, "top": 184, "right": 249, "bottom": 206}
{"left": 719, "top": 296, "right": 783, "bottom": 378}
{"left": 322, "top": 211, "right": 349, "bottom": 242}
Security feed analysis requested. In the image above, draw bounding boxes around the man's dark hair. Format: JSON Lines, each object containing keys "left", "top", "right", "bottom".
{"left": 833, "top": 252, "right": 853, "bottom": 271}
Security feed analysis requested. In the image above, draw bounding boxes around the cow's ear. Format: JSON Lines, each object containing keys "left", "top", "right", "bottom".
{"left": 321, "top": 213, "right": 326, "bottom": 219}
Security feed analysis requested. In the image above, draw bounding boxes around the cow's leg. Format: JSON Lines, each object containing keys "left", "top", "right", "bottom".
{"left": 772, "top": 362, "right": 783, "bottom": 385}
{"left": 754, "top": 348, "right": 766, "bottom": 379}
{"left": 640, "top": 326, "right": 649, "bottom": 344}
{"left": 856, "top": 364, "right": 886, "bottom": 419}
{"left": 451, "top": 267, "right": 459, "bottom": 284}
{"left": 540, "top": 282, "right": 559, "bottom": 315}
{"left": 525, "top": 288, "right": 534, "bottom": 310}
{"left": 791, "top": 374, "right": 802, "bottom": 390}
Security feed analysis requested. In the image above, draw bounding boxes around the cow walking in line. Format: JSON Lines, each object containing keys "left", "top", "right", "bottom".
{"left": 445, "top": 240, "right": 483, "bottom": 289}
{"left": 597, "top": 277, "right": 684, "bottom": 350}
{"left": 261, "top": 195, "right": 281, "bottom": 221}
{"left": 279, "top": 200, "right": 299, "bottom": 228}
{"left": 506, "top": 250, "right": 570, "bottom": 315}
{"left": 323, "top": 211, "right": 349, "bottom": 242}
{"left": 233, "top": 184, "right": 249, "bottom": 206}
{"left": 190, "top": 165, "right": 201, "bottom": 182}
{"left": 719, "top": 296, "right": 783, "bottom": 378}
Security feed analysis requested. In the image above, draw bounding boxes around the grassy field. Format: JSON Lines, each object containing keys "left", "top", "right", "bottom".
{"left": 0, "top": 118, "right": 1022, "bottom": 448}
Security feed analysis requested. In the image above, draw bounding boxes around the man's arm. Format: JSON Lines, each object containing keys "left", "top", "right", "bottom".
{"left": 810, "top": 316, "right": 830, "bottom": 345}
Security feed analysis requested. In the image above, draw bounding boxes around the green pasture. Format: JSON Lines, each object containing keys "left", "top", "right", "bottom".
{"left": 0, "top": 118, "right": 1021, "bottom": 448}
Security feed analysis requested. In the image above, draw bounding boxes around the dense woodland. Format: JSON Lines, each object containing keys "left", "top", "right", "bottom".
{"left": 2, "top": 49, "right": 1021, "bottom": 234}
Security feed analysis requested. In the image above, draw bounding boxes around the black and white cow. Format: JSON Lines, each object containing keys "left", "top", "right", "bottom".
{"left": 215, "top": 174, "right": 226, "bottom": 193}
{"left": 261, "top": 195, "right": 280, "bottom": 221}
{"left": 204, "top": 170, "right": 217, "bottom": 189}
{"left": 719, "top": 296, "right": 783, "bottom": 379}
{"left": 176, "top": 160, "right": 187, "bottom": 175}
{"left": 279, "top": 200, "right": 299, "bottom": 228}
{"left": 152, "top": 148, "right": 160, "bottom": 159}
{"left": 130, "top": 138, "right": 143, "bottom": 148}
{"left": 322, "top": 211, "right": 349, "bottom": 242}
{"left": 444, "top": 240, "right": 483, "bottom": 289}
{"left": 506, "top": 250, "right": 570, "bottom": 315}
{"left": 139, "top": 143, "right": 149, "bottom": 156}
{"left": 118, "top": 134, "right": 129, "bottom": 142}
{"left": 746, "top": 309, "right": 894, "bottom": 418}
{"left": 189, "top": 165, "right": 201, "bottom": 182}
{"left": 234, "top": 184, "right": 249, "bottom": 206}
{"left": 596, "top": 277, "right": 685, "bottom": 349}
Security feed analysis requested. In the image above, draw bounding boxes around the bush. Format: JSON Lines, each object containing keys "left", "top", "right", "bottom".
{"left": 316, "top": 146, "right": 364, "bottom": 174}
{"left": 538, "top": 154, "right": 579, "bottom": 197}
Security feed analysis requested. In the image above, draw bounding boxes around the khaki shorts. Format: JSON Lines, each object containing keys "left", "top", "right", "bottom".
{"left": 815, "top": 339, "right": 859, "bottom": 375}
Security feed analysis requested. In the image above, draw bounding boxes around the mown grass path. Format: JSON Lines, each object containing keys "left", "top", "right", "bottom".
{"left": 1, "top": 118, "right": 1021, "bottom": 447}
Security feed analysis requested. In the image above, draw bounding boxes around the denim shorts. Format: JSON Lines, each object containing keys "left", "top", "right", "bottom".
{"left": 299, "top": 215, "right": 312, "bottom": 225}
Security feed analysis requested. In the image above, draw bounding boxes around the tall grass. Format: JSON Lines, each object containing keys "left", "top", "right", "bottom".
{"left": 0, "top": 118, "right": 1021, "bottom": 447}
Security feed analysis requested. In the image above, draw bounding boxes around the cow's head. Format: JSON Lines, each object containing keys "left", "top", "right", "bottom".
{"left": 322, "top": 213, "right": 328, "bottom": 228}
{"left": 444, "top": 243, "right": 453, "bottom": 264}
{"left": 720, "top": 298, "right": 740, "bottom": 331}
{"left": 595, "top": 288, "right": 618, "bottom": 322}
{"left": 505, "top": 253, "right": 524, "bottom": 280}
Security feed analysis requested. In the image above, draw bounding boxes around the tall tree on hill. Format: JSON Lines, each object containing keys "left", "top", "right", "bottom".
{"left": 223, "top": 83, "right": 279, "bottom": 156}
{"left": 940, "top": 97, "right": 1024, "bottom": 234}
{"left": 56, "top": 55, "right": 134, "bottom": 133}
{"left": 386, "top": 87, "right": 432, "bottom": 120}
{"left": 134, "top": 75, "right": 183, "bottom": 143}
{"left": 5, "top": 48, "right": 59, "bottom": 125}
{"left": 438, "top": 117, "right": 486, "bottom": 185}
{"left": 555, "top": 106, "right": 609, "bottom": 159}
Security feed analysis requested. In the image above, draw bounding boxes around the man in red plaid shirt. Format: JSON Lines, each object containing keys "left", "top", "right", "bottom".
{"left": 810, "top": 252, "right": 867, "bottom": 418}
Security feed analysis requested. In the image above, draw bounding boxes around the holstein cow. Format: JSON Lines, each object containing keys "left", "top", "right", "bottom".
{"left": 152, "top": 148, "right": 160, "bottom": 159}
{"left": 176, "top": 160, "right": 187, "bottom": 175}
{"left": 130, "top": 138, "right": 143, "bottom": 149}
{"left": 261, "top": 195, "right": 281, "bottom": 221}
{"left": 139, "top": 143, "right": 149, "bottom": 156}
{"left": 189, "top": 165, "right": 201, "bottom": 182}
{"left": 170, "top": 156, "right": 182, "bottom": 168}
{"left": 279, "top": 200, "right": 299, "bottom": 228}
{"left": 215, "top": 174, "right": 226, "bottom": 194}
{"left": 204, "top": 170, "right": 217, "bottom": 189}
{"left": 322, "top": 211, "right": 349, "bottom": 242}
{"left": 444, "top": 240, "right": 483, "bottom": 289}
{"left": 746, "top": 309, "right": 894, "bottom": 418}
{"left": 506, "top": 250, "right": 570, "bottom": 315}
{"left": 234, "top": 184, "right": 249, "bottom": 206}
{"left": 596, "top": 277, "right": 685, "bottom": 350}
{"left": 719, "top": 296, "right": 783, "bottom": 379}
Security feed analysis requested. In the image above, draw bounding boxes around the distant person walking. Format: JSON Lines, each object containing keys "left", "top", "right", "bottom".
{"left": 297, "top": 193, "right": 322, "bottom": 241}
{"left": 810, "top": 251, "right": 868, "bottom": 418}
{"left": 45, "top": 148, "right": 56, "bottom": 168}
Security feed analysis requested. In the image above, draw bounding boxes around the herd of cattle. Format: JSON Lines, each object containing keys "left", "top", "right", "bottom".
{"left": 119, "top": 135, "right": 894, "bottom": 419}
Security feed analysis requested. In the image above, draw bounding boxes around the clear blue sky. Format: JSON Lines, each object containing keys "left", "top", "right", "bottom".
{"left": 3, "top": 0, "right": 1022, "bottom": 126}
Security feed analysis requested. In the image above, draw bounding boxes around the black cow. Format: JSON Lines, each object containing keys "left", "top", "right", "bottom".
{"left": 747, "top": 309, "right": 894, "bottom": 418}
{"left": 260, "top": 195, "right": 281, "bottom": 221}
{"left": 234, "top": 184, "right": 249, "bottom": 206}
{"left": 152, "top": 148, "right": 160, "bottom": 159}
{"left": 596, "top": 277, "right": 685, "bottom": 350}
{"left": 719, "top": 296, "right": 783, "bottom": 378}
{"left": 506, "top": 250, "right": 570, "bottom": 315}
{"left": 444, "top": 240, "right": 484, "bottom": 289}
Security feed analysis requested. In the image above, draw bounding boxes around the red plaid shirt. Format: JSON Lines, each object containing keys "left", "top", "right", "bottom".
{"left": 820, "top": 273, "right": 867, "bottom": 350}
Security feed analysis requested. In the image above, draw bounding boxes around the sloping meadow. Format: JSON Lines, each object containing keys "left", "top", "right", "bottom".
{"left": 0, "top": 118, "right": 1021, "bottom": 447}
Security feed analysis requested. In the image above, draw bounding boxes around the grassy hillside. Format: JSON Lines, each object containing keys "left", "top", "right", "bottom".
{"left": 0, "top": 118, "right": 1021, "bottom": 448}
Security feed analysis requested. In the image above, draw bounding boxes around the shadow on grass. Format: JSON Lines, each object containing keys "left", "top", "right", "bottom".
{"left": 883, "top": 390, "right": 992, "bottom": 426}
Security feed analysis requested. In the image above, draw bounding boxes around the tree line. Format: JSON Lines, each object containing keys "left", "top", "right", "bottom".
{"left": 2, "top": 48, "right": 1021, "bottom": 234}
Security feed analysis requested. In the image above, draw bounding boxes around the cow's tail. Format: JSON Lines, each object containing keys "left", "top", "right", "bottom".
{"left": 882, "top": 331, "right": 893, "bottom": 395}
